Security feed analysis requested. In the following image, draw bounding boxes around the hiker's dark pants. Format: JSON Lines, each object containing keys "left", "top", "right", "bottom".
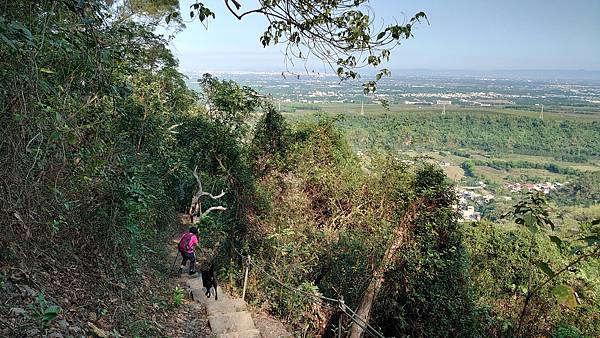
{"left": 180, "top": 251, "right": 196, "bottom": 272}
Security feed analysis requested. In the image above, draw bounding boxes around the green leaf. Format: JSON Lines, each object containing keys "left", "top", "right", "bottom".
{"left": 45, "top": 305, "right": 61, "bottom": 315}
{"left": 552, "top": 284, "right": 577, "bottom": 309}
{"left": 549, "top": 235, "right": 562, "bottom": 249}
{"left": 40, "top": 68, "right": 55, "bottom": 74}
{"left": 523, "top": 211, "right": 536, "bottom": 227}
{"left": 0, "top": 33, "right": 16, "bottom": 49}
{"left": 579, "top": 235, "right": 600, "bottom": 247}
{"left": 546, "top": 218, "right": 555, "bottom": 230}
{"left": 376, "top": 31, "right": 385, "bottom": 40}
{"left": 43, "top": 312, "right": 58, "bottom": 323}
{"left": 535, "top": 261, "right": 555, "bottom": 278}
{"left": 50, "top": 131, "right": 61, "bottom": 141}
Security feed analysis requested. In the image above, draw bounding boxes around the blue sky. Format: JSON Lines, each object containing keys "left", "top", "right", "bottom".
{"left": 167, "top": 0, "right": 600, "bottom": 73}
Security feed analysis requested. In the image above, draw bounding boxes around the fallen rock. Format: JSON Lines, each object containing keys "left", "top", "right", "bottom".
{"left": 4, "top": 280, "right": 17, "bottom": 292}
{"left": 19, "top": 284, "right": 38, "bottom": 298}
{"left": 26, "top": 328, "right": 40, "bottom": 336}
{"left": 69, "top": 325, "right": 83, "bottom": 334}
{"left": 57, "top": 319, "right": 69, "bottom": 330}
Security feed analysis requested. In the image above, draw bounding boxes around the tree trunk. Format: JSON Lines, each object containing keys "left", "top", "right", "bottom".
{"left": 348, "top": 201, "right": 419, "bottom": 338}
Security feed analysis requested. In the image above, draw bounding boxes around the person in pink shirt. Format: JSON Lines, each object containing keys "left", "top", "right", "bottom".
{"left": 177, "top": 227, "right": 199, "bottom": 276}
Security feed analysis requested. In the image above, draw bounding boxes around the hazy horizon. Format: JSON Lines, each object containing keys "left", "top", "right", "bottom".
{"left": 179, "top": 68, "right": 600, "bottom": 83}
{"left": 168, "top": 0, "right": 600, "bottom": 76}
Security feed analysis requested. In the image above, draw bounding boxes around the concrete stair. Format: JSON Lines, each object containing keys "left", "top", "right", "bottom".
{"left": 209, "top": 311, "right": 256, "bottom": 334}
{"left": 185, "top": 275, "right": 267, "bottom": 337}
{"left": 217, "top": 329, "right": 261, "bottom": 338}
{"left": 207, "top": 298, "right": 248, "bottom": 315}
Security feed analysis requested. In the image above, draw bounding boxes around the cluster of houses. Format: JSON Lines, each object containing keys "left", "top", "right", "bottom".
{"left": 505, "top": 182, "right": 564, "bottom": 194}
{"left": 454, "top": 185, "right": 496, "bottom": 222}
{"left": 388, "top": 156, "right": 569, "bottom": 222}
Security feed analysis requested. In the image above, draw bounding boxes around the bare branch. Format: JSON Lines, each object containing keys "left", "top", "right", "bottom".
{"left": 189, "top": 165, "right": 227, "bottom": 223}
{"left": 224, "top": 0, "right": 266, "bottom": 20}
{"left": 201, "top": 190, "right": 226, "bottom": 199}
{"left": 201, "top": 206, "right": 227, "bottom": 218}
{"left": 192, "top": 165, "right": 203, "bottom": 193}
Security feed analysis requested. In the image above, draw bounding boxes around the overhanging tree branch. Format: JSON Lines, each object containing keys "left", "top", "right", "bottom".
{"left": 186, "top": 0, "right": 428, "bottom": 92}
{"left": 224, "top": 0, "right": 267, "bottom": 20}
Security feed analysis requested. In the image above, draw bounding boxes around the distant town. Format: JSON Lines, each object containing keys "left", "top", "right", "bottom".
{"left": 185, "top": 71, "right": 600, "bottom": 112}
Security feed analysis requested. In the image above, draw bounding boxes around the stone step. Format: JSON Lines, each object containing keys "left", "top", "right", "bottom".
{"left": 185, "top": 275, "right": 228, "bottom": 301}
{"left": 206, "top": 298, "right": 248, "bottom": 315}
{"left": 217, "top": 329, "right": 261, "bottom": 338}
{"left": 209, "top": 311, "right": 256, "bottom": 334}
{"left": 251, "top": 312, "right": 292, "bottom": 338}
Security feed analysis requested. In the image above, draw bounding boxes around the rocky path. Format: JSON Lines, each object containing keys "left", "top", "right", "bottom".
{"left": 176, "top": 215, "right": 290, "bottom": 338}
{"left": 183, "top": 273, "right": 291, "bottom": 338}
{"left": 186, "top": 275, "right": 259, "bottom": 338}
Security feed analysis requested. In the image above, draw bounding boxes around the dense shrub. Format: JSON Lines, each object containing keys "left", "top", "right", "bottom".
{"left": 373, "top": 166, "right": 477, "bottom": 337}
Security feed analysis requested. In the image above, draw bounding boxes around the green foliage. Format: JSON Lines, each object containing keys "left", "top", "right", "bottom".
{"left": 373, "top": 166, "right": 476, "bottom": 337}
{"left": 251, "top": 107, "right": 292, "bottom": 174}
{"left": 289, "top": 111, "right": 600, "bottom": 160}
{"left": 199, "top": 73, "right": 261, "bottom": 137}
{"left": 551, "top": 284, "right": 578, "bottom": 309}
{"left": 464, "top": 207, "right": 599, "bottom": 337}
{"left": 462, "top": 160, "right": 477, "bottom": 177}
{"left": 0, "top": 3, "right": 254, "bottom": 335}
{"left": 140, "top": 0, "right": 427, "bottom": 92}
{"left": 554, "top": 171, "right": 600, "bottom": 207}
{"left": 468, "top": 159, "right": 582, "bottom": 176}
{"left": 27, "top": 293, "right": 62, "bottom": 329}
{"left": 173, "top": 285, "right": 184, "bottom": 306}
{"left": 551, "top": 324, "right": 584, "bottom": 338}
{"left": 504, "top": 191, "right": 555, "bottom": 232}
{"left": 0, "top": 0, "right": 201, "bottom": 270}
{"left": 463, "top": 222, "right": 561, "bottom": 336}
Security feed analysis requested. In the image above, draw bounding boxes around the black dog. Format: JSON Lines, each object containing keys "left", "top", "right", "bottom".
{"left": 201, "top": 264, "right": 218, "bottom": 300}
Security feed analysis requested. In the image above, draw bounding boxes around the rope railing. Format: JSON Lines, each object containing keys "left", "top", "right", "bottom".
{"left": 233, "top": 248, "right": 386, "bottom": 338}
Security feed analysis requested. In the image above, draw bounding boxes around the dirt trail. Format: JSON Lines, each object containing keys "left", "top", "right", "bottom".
{"left": 162, "top": 230, "right": 211, "bottom": 338}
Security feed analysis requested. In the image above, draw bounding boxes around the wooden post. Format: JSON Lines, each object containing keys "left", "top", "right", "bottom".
{"left": 338, "top": 296, "right": 344, "bottom": 338}
{"left": 242, "top": 255, "right": 250, "bottom": 300}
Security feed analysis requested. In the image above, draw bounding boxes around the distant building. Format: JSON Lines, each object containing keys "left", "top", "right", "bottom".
{"left": 482, "top": 194, "right": 495, "bottom": 202}
{"left": 459, "top": 206, "right": 481, "bottom": 222}
{"left": 505, "top": 182, "right": 558, "bottom": 194}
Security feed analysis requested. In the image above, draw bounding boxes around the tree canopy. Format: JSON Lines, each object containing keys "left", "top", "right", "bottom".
{"left": 123, "top": 0, "right": 428, "bottom": 92}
